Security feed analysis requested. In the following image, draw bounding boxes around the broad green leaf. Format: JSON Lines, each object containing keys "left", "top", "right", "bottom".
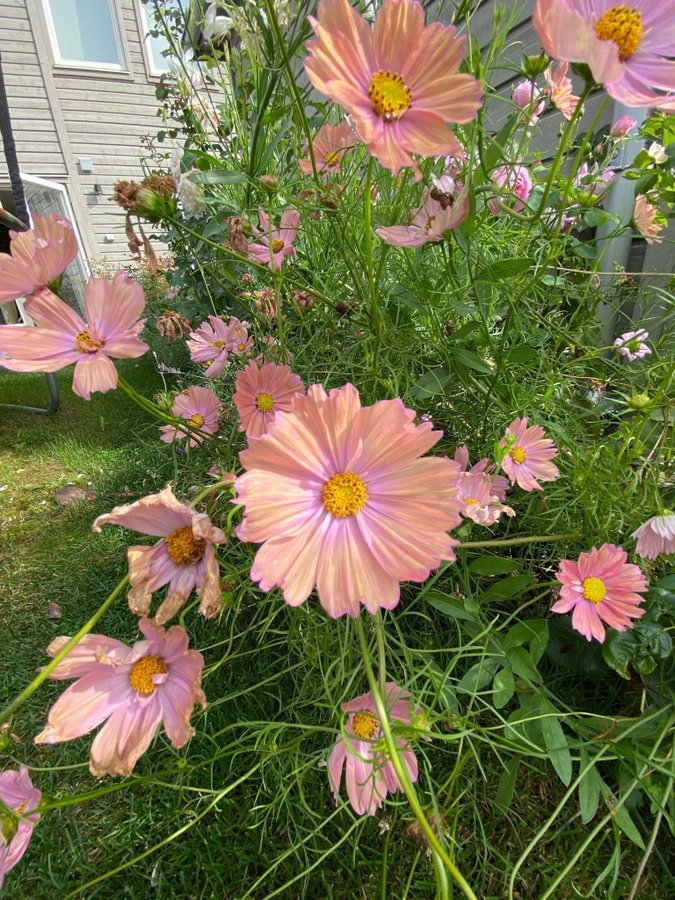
{"left": 493, "top": 667, "right": 515, "bottom": 708}
{"left": 506, "top": 646, "right": 540, "bottom": 683}
{"left": 451, "top": 348, "right": 494, "bottom": 375}
{"left": 578, "top": 750, "right": 602, "bottom": 824}
{"left": 411, "top": 368, "right": 450, "bottom": 400}
{"left": 540, "top": 700, "right": 572, "bottom": 786}
{"left": 457, "top": 659, "right": 501, "bottom": 694}
{"left": 468, "top": 557, "right": 521, "bottom": 576}
{"left": 426, "top": 592, "right": 477, "bottom": 623}
{"left": 477, "top": 257, "right": 535, "bottom": 281}
{"left": 504, "top": 619, "right": 549, "bottom": 665}
{"left": 599, "top": 782, "right": 646, "bottom": 849}
{"left": 188, "top": 170, "right": 246, "bottom": 185}
{"left": 476, "top": 574, "right": 532, "bottom": 603}
{"left": 495, "top": 755, "right": 521, "bottom": 812}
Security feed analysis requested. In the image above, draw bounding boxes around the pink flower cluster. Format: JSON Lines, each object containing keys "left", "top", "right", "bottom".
{"left": 488, "top": 165, "right": 533, "bottom": 215}
{"left": 453, "top": 446, "right": 514, "bottom": 525}
{"left": 186, "top": 315, "right": 253, "bottom": 377}
{"left": 376, "top": 177, "right": 470, "bottom": 246}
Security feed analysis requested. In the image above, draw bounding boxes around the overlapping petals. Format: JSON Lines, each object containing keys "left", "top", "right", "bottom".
{"left": 160, "top": 386, "right": 221, "bottom": 447}
{"left": 0, "top": 767, "right": 41, "bottom": 890}
{"left": 0, "top": 214, "right": 78, "bottom": 304}
{"left": 232, "top": 360, "right": 305, "bottom": 438}
{"left": 298, "top": 121, "right": 358, "bottom": 174}
{"left": 632, "top": 514, "right": 675, "bottom": 559}
{"left": 376, "top": 185, "right": 470, "bottom": 246}
{"left": 248, "top": 208, "right": 300, "bottom": 270}
{"left": 500, "top": 417, "right": 559, "bottom": 491}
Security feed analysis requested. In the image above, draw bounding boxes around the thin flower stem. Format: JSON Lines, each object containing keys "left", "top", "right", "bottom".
{"left": 355, "top": 616, "right": 477, "bottom": 900}
{"left": 117, "top": 375, "right": 219, "bottom": 447}
{"left": 458, "top": 532, "right": 584, "bottom": 549}
{"left": 189, "top": 478, "right": 235, "bottom": 508}
{"left": 364, "top": 156, "right": 382, "bottom": 369}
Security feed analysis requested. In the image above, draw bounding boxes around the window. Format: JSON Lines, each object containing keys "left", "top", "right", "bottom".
{"left": 42, "top": 0, "right": 123, "bottom": 69}
{"left": 139, "top": 1, "right": 178, "bottom": 76}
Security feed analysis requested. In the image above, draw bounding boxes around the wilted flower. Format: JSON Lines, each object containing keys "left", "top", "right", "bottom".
{"left": 613, "top": 328, "right": 651, "bottom": 361}
{"left": 248, "top": 208, "right": 300, "bottom": 270}
{"left": 453, "top": 445, "right": 509, "bottom": 501}
{"left": 544, "top": 62, "right": 581, "bottom": 119}
{"left": 252, "top": 287, "right": 280, "bottom": 319}
{"left": 160, "top": 386, "right": 221, "bottom": 448}
{"left": 0, "top": 214, "right": 78, "bottom": 304}
{"left": 632, "top": 514, "right": 675, "bottom": 560}
{"left": 176, "top": 172, "right": 207, "bottom": 218}
{"left": 633, "top": 195, "right": 664, "bottom": 244}
{"left": 0, "top": 767, "right": 41, "bottom": 890}
{"left": 455, "top": 471, "right": 515, "bottom": 525}
{"left": 298, "top": 121, "right": 358, "bottom": 174}
{"left": 489, "top": 165, "right": 533, "bottom": 215}
{"left": 156, "top": 309, "right": 191, "bottom": 343}
{"left": 233, "top": 360, "right": 305, "bottom": 438}
{"left": 291, "top": 289, "right": 315, "bottom": 310}
{"left": 500, "top": 417, "right": 560, "bottom": 491}
{"left": 610, "top": 114, "right": 638, "bottom": 137}
{"left": 376, "top": 188, "right": 470, "bottom": 246}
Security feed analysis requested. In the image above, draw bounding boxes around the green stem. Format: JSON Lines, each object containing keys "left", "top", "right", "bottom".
{"left": 458, "top": 532, "right": 584, "bottom": 549}
{"left": 364, "top": 156, "right": 382, "bottom": 370}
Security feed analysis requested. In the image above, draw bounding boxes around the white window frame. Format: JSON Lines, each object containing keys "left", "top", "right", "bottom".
{"left": 40, "top": 0, "right": 126, "bottom": 72}
{"left": 137, "top": 0, "right": 177, "bottom": 78}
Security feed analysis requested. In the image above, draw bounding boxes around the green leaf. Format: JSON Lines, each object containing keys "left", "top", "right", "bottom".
{"left": 450, "top": 348, "right": 494, "bottom": 375}
{"left": 506, "top": 646, "right": 540, "bottom": 683}
{"left": 493, "top": 667, "right": 515, "bottom": 708}
{"left": 425, "top": 592, "right": 477, "bottom": 623}
{"left": 482, "top": 113, "right": 519, "bottom": 172}
{"left": 540, "top": 700, "right": 572, "bottom": 786}
{"left": 411, "top": 367, "right": 450, "bottom": 400}
{"left": 495, "top": 755, "right": 521, "bottom": 813}
{"left": 578, "top": 750, "right": 602, "bottom": 824}
{"left": 476, "top": 574, "right": 532, "bottom": 602}
{"left": 476, "top": 257, "right": 535, "bottom": 281}
{"left": 188, "top": 170, "right": 246, "bottom": 185}
{"left": 468, "top": 557, "right": 521, "bottom": 576}
{"left": 457, "top": 659, "right": 501, "bottom": 694}
{"left": 599, "top": 782, "right": 645, "bottom": 849}
{"left": 504, "top": 619, "right": 549, "bottom": 665}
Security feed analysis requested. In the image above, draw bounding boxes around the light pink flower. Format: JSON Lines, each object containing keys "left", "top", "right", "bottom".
{"left": 34, "top": 618, "right": 206, "bottom": 776}
{"left": 248, "top": 208, "right": 300, "bottom": 271}
{"left": 0, "top": 767, "right": 41, "bottom": 891}
{"left": 235, "top": 383, "right": 462, "bottom": 618}
{"left": 456, "top": 471, "right": 515, "bottom": 526}
{"left": 488, "top": 165, "right": 533, "bottom": 215}
{"left": 533, "top": 0, "right": 675, "bottom": 111}
{"left": 0, "top": 214, "right": 78, "bottom": 304}
{"left": 186, "top": 316, "right": 231, "bottom": 377}
{"left": 232, "top": 360, "right": 305, "bottom": 439}
{"left": 610, "top": 114, "right": 637, "bottom": 137}
{"left": 92, "top": 485, "right": 227, "bottom": 623}
{"left": 328, "top": 682, "right": 420, "bottom": 816}
{"left": 159, "top": 386, "right": 220, "bottom": 448}
{"left": 512, "top": 79, "right": 545, "bottom": 125}
{"left": 499, "top": 417, "right": 559, "bottom": 492}
{"left": 227, "top": 316, "right": 254, "bottom": 357}
{"left": 453, "top": 444, "right": 509, "bottom": 501}
{"left": 633, "top": 195, "right": 664, "bottom": 244}
{"left": 298, "top": 121, "right": 358, "bottom": 174}
{"left": 632, "top": 514, "right": 675, "bottom": 560}
{"left": 544, "top": 62, "right": 581, "bottom": 119}
{"left": 304, "top": 0, "right": 483, "bottom": 177}
{"left": 613, "top": 328, "right": 651, "bottom": 361}
{"left": 376, "top": 186, "right": 470, "bottom": 246}
{"left": 574, "top": 162, "right": 616, "bottom": 200}
{"left": 0, "top": 273, "right": 148, "bottom": 400}
{"left": 551, "top": 544, "right": 648, "bottom": 642}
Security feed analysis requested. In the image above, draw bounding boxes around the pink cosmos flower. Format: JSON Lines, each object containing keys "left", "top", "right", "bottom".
{"left": 453, "top": 444, "right": 510, "bottom": 502}
{"left": 248, "top": 208, "right": 300, "bottom": 271}
{"left": 328, "top": 682, "right": 420, "bottom": 816}
{"left": 232, "top": 360, "right": 305, "bottom": 439}
{"left": 544, "top": 62, "right": 581, "bottom": 119}
{"left": 499, "top": 417, "right": 560, "bottom": 492}
{"left": 0, "top": 214, "right": 78, "bottom": 304}
{"left": 0, "top": 273, "right": 148, "bottom": 400}
{"left": 632, "top": 514, "right": 675, "bottom": 560}
{"left": 186, "top": 316, "right": 231, "bottom": 377}
{"left": 533, "top": 0, "right": 675, "bottom": 111}
{"left": 298, "top": 121, "right": 358, "bottom": 175}
{"left": 92, "top": 484, "right": 227, "bottom": 623}
{"left": 633, "top": 195, "right": 664, "bottom": 244}
{"left": 235, "top": 383, "right": 462, "bottom": 618}
{"left": 0, "top": 767, "right": 41, "bottom": 891}
{"left": 34, "top": 618, "right": 206, "bottom": 776}
{"left": 551, "top": 543, "right": 648, "bottom": 642}
{"left": 376, "top": 186, "right": 470, "bottom": 246}
{"left": 488, "top": 165, "right": 533, "bottom": 215}
{"left": 610, "top": 114, "right": 637, "bottom": 137}
{"left": 304, "top": 0, "right": 483, "bottom": 177}
{"left": 456, "top": 471, "right": 515, "bottom": 526}
{"left": 227, "top": 316, "right": 254, "bottom": 357}
{"left": 613, "top": 328, "right": 651, "bottom": 361}
{"left": 512, "top": 79, "right": 545, "bottom": 126}
{"left": 159, "top": 385, "right": 220, "bottom": 448}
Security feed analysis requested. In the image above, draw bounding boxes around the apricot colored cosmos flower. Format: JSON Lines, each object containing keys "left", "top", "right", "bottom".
{"left": 93, "top": 485, "right": 226, "bottom": 623}
{"left": 376, "top": 185, "right": 470, "bottom": 246}
{"left": 632, "top": 514, "right": 675, "bottom": 559}
{"left": 613, "top": 328, "right": 651, "bottom": 360}
{"left": 533, "top": 1, "right": 675, "bottom": 110}
{"left": 159, "top": 385, "right": 220, "bottom": 448}
{"left": 0, "top": 273, "right": 148, "bottom": 400}
{"left": 0, "top": 767, "right": 41, "bottom": 890}
{"left": 298, "top": 121, "right": 358, "bottom": 174}
{"left": 328, "top": 682, "right": 421, "bottom": 816}
{"left": 248, "top": 208, "right": 300, "bottom": 271}
{"left": 456, "top": 471, "right": 515, "bottom": 526}
{"left": 488, "top": 165, "right": 533, "bottom": 215}
{"left": 304, "top": 0, "right": 483, "bottom": 177}
{"left": 453, "top": 444, "right": 510, "bottom": 502}
{"left": 232, "top": 360, "right": 305, "bottom": 439}
{"left": 500, "top": 417, "right": 560, "bottom": 492}
{"left": 227, "top": 316, "right": 254, "bottom": 357}
{"left": 187, "top": 315, "right": 232, "bottom": 377}
{"left": 633, "top": 195, "right": 664, "bottom": 244}
{"left": 34, "top": 618, "right": 206, "bottom": 776}
{"left": 544, "top": 62, "right": 581, "bottom": 119}
{"left": 551, "top": 544, "right": 648, "bottom": 642}
{"left": 0, "top": 214, "right": 78, "bottom": 303}
{"left": 235, "top": 383, "right": 462, "bottom": 618}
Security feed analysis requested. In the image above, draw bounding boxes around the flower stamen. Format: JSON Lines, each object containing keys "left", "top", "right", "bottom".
{"left": 582, "top": 576, "right": 607, "bottom": 604}
{"left": 271, "top": 238, "right": 285, "bottom": 253}
{"left": 255, "top": 391, "right": 275, "bottom": 413}
{"left": 352, "top": 711, "right": 378, "bottom": 739}
{"left": 75, "top": 331, "right": 105, "bottom": 354}
{"left": 129, "top": 654, "right": 168, "bottom": 695}
{"left": 509, "top": 445, "right": 528, "bottom": 464}
{"left": 322, "top": 472, "right": 368, "bottom": 518}
{"left": 594, "top": 5, "right": 642, "bottom": 60}
{"left": 165, "top": 525, "right": 206, "bottom": 566}
{"left": 188, "top": 413, "right": 205, "bottom": 428}
{"left": 369, "top": 70, "right": 412, "bottom": 121}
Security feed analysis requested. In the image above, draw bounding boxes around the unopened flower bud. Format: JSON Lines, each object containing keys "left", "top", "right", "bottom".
{"left": 522, "top": 52, "right": 550, "bottom": 79}
{"left": 259, "top": 175, "right": 278, "bottom": 192}
{"left": 629, "top": 393, "right": 651, "bottom": 410}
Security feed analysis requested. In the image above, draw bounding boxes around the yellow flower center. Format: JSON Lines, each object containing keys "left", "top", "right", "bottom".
{"left": 464, "top": 497, "right": 479, "bottom": 505}
{"left": 271, "top": 238, "right": 285, "bottom": 253}
{"left": 237, "top": 342, "right": 247, "bottom": 352}
{"left": 509, "top": 445, "right": 528, "bottom": 464}
{"left": 74, "top": 331, "right": 105, "bottom": 354}
{"left": 255, "top": 391, "right": 275, "bottom": 413}
{"left": 324, "top": 150, "right": 340, "bottom": 166}
{"left": 165, "top": 524, "right": 206, "bottom": 566}
{"left": 188, "top": 413, "right": 205, "bottom": 428}
{"left": 594, "top": 5, "right": 642, "bottom": 60}
{"left": 16, "top": 801, "right": 27, "bottom": 816}
{"left": 129, "top": 654, "right": 168, "bottom": 695}
{"left": 582, "top": 576, "right": 607, "bottom": 604}
{"left": 368, "top": 70, "right": 412, "bottom": 121}
{"left": 322, "top": 471, "right": 368, "bottom": 518}
{"left": 212, "top": 339, "right": 225, "bottom": 349}
{"left": 352, "top": 711, "right": 378, "bottom": 740}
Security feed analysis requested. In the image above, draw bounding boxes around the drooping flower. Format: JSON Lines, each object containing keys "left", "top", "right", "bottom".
{"left": 304, "top": 0, "right": 483, "bottom": 177}
{"left": 610, "top": 114, "right": 637, "bottom": 137}
{"left": 0, "top": 767, "right": 41, "bottom": 891}
{"left": 235, "top": 383, "right": 462, "bottom": 618}
{"left": 376, "top": 186, "right": 470, "bottom": 246}
{"left": 453, "top": 444, "right": 510, "bottom": 502}
{"left": 34, "top": 618, "right": 206, "bottom": 776}
{"left": 92, "top": 485, "right": 227, "bottom": 623}
{"left": 633, "top": 195, "right": 664, "bottom": 244}
{"left": 232, "top": 360, "right": 305, "bottom": 439}
{"left": 159, "top": 386, "right": 220, "bottom": 448}
{"left": 511, "top": 79, "right": 546, "bottom": 125}
{"left": 0, "top": 273, "right": 148, "bottom": 400}
{"left": 544, "top": 62, "right": 581, "bottom": 119}
{"left": 248, "top": 208, "right": 300, "bottom": 271}
{"left": 456, "top": 471, "right": 515, "bottom": 526}
{"left": 533, "top": 0, "right": 675, "bottom": 111}
{"left": 328, "top": 682, "right": 421, "bottom": 816}
{"left": 632, "top": 513, "right": 675, "bottom": 560}
{"left": 0, "top": 214, "right": 78, "bottom": 304}
{"left": 156, "top": 309, "right": 191, "bottom": 343}
{"left": 551, "top": 543, "right": 648, "bottom": 642}
{"left": 186, "top": 316, "right": 232, "bottom": 377}
{"left": 488, "top": 165, "right": 533, "bottom": 215}
{"left": 613, "top": 327, "right": 651, "bottom": 361}
{"left": 299, "top": 121, "right": 358, "bottom": 174}
{"left": 499, "top": 417, "right": 560, "bottom": 492}
{"left": 226, "top": 316, "right": 254, "bottom": 357}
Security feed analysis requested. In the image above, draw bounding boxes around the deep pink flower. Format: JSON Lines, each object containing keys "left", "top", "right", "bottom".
{"left": 551, "top": 543, "right": 648, "bottom": 642}
{"left": 0, "top": 273, "right": 148, "bottom": 400}
{"left": 633, "top": 195, "right": 664, "bottom": 244}
{"left": 304, "top": 0, "right": 482, "bottom": 177}
{"left": 533, "top": 0, "right": 675, "bottom": 110}
{"left": 34, "top": 618, "right": 206, "bottom": 776}
{"left": 328, "top": 682, "right": 420, "bottom": 816}
{"left": 632, "top": 514, "right": 675, "bottom": 560}
{"left": 544, "top": 62, "right": 581, "bottom": 119}
{"left": 488, "top": 165, "right": 533, "bottom": 215}
{"left": 499, "top": 417, "right": 559, "bottom": 492}
{"left": 613, "top": 328, "right": 651, "bottom": 361}
{"left": 235, "top": 383, "right": 462, "bottom": 618}
{"left": 512, "top": 79, "right": 546, "bottom": 125}
{"left": 610, "top": 114, "right": 637, "bottom": 137}
{"left": 0, "top": 767, "right": 41, "bottom": 890}
{"left": 298, "top": 121, "right": 358, "bottom": 174}
{"left": 159, "top": 386, "right": 220, "bottom": 448}
{"left": 186, "top": 316, "right": 231, "bottom": 377}
{"left": 0, "top": 214, "right": 78, "bottom": 304}
{"left": 376, "top": 186, "right": 470, "bottom": 246}
{"left": 248, "top": 208, "right": 300, "bottom": 271}
{"left": 232, "top": 360, "right": 305, "bottom": 439}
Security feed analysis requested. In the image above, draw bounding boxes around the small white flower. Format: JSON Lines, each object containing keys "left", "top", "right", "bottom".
{"left": 647, "top": 142, "right": 668, "bottom": 165}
